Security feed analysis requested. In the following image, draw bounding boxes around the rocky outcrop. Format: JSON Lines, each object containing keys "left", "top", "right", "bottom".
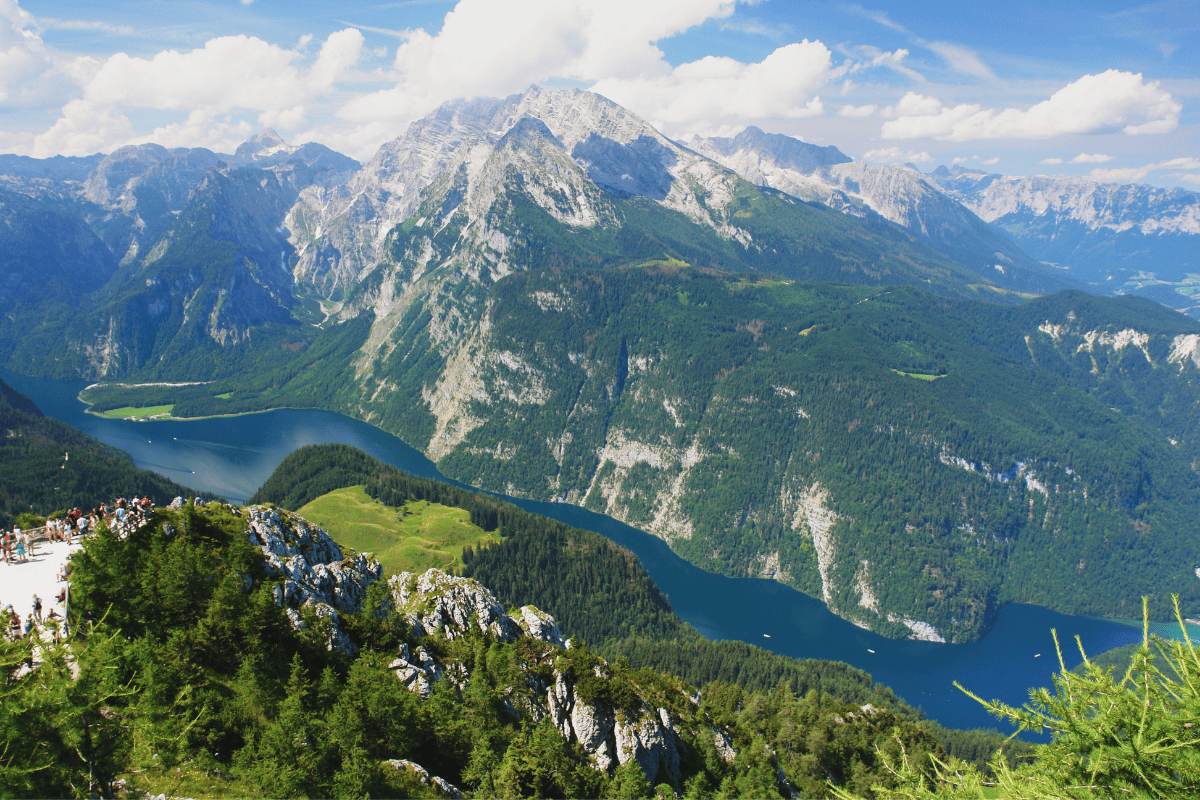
{"left": 381, "top": 568, "right": 699, "bottom": 786}
{"left": 387, "top": 568, "right": 565, "bottom": 646}
{"left": 242, "top": 505, "right": 383, "bottom": 654}
{"left": 386, "top": 759, "right": 463, "bottom": 799}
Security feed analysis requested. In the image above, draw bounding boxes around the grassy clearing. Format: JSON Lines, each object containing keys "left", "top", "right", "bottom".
{"left": 298, "top": 485, "right": 501, "bottom": 575}
{"left": 891, "top": 369, "right": 945, "bottom": 382}
{"left": 119, "top": 762, "right": 251, "bottom": 799}
{"left": 100, "top": 404, "right": 175, "bottom": 419}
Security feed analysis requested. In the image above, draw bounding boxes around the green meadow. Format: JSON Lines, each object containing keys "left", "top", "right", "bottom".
{"left": 99, "top": 404, "right": 176, "bottom": 419}
{"left": 297, "top": 485, "right": 502, "bottom": 575}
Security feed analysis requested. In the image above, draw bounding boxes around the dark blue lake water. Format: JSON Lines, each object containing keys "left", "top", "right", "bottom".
{"left": 5, "top": 369, "right": 1186, "bottom": 734}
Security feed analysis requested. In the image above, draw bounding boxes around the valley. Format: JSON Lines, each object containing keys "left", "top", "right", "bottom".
{"left": 1, "top": 369, "right": 1159, "bottom": 736}
{"left": 2, "top": 87, "right": 1198, "bottom": 646}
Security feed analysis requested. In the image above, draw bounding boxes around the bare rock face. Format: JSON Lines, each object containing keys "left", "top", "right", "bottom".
{"left": 570, "top": 696, "right": 617, "bottom": 771}
{"left": 514, "top": 604, "right": 565, "bottom": 647}
{"left": 377, "top": 569, "right": 708, "bottom": 788}
{"left": 387, "top": 568, "right": 565, "bottom": 644}
{"left": 242, "top": 505, "right": 383, "bottom": 653}
{"left": 386, "top": 759, "right": 463, "bottom": 799}
{"left": 388, "top": 642, "right": 445, "bottom": 698}
{"left": 614, "top": 705, "right": 682, "bottom": 788}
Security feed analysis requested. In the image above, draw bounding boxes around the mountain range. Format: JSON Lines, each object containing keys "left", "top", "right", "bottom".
{"left": 2, "top": 86, "right": 1199, "bottom": 641}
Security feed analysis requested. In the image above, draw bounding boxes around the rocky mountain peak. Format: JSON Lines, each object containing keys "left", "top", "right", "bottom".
{"left": 388, "top": 568, "right": 565, "bottom": 647}
{"left": 691, "top": 125, "right": 851, "bottom": 174}
{"left": 496, "top": 115, "right": 564, "bottom": 151}
{"left": 235, "top": 128, "right": 289, "bottom": 160}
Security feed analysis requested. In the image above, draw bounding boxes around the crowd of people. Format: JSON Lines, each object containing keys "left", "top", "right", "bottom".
{"left": 2, "top": 495, "right": 158, "bottom": 646}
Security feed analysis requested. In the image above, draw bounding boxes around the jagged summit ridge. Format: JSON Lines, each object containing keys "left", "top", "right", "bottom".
{"left": 387, "top": 567, "right": 565, "bottom": 647}
{"left": 286, "top": 86, "right": 754, "bottom": 294}
{"left": 690, "top": 128, "right": 1071, "bottom": 293}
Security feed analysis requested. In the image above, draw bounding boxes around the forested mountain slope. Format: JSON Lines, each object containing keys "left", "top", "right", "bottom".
{"left": 0, "top": 376, "right": 198, "bottom": 527}
{"left": 4, "top": 482, "right": 965, "bottom": 799}
{"left": 4, "top": 89, "right": 1199, "bottom": 643}
{"left": 339, "top": 269, "right": 1200, "bottom": 642}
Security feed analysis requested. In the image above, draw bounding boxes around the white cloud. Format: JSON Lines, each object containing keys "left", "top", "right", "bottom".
{"left": 1178, "top": 173, "right": 1200, "bottom": 185}
{"left": 925, "top": 41, "right": 994, "bottom": 80}
{"left": 1070, "top": 152, "right": 1111, "bottom": 163}
{"left": 335, "top": 0, "right": 836, "bottom": 140}
{"left": 1089, "top": 157, "right": 1200, "bottom": 184}
{"left": 862, "top": 146, "right": 933, "bottom": 164}
{"left": 844, "top": 4, "right": 908, "bottom": 33}
{"left": 982, "top": 157, "right": 999, "bottom": 165}
{"left": 952, "top": 156, "right": 970, "bottom": 164}
{"left": 39, "top": 18, "right": 134, "bottom": 36}
{"left": 29, "top": 28, "right": 365, "bottom": 156}
{"left": 592, "top": 41, "right": 831, "bottom": 133}
{"left": 1041, "top": 157, "right": 1063, "bottom": 164}
{"left": 840, "top": 103, "right": 876, "bottom": 117}
{"left": 882, "top": 92, "right": 942, "bottom": 118}
{"left": 340, "top": 0, "right": 739, "bottom": 126}
{"left": 0, "top": 0, "right": 66, "bottom": 107}
{"left": 31, "top": 98, "right": 135, "bottom": 157}
{"left": 881, "top": 70, "right": 1181, "bottom": 141}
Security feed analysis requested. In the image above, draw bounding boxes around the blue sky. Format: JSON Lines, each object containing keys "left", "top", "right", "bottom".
{"left": 3, "top": 0, "right": 1197, "bottom": 188}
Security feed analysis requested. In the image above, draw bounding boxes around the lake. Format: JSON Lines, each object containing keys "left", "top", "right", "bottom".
{"left": 4, "top": 369, "right": 1178, "bottom": 734}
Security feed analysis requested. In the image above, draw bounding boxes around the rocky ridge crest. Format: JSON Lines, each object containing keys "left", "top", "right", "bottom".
{"left": 379, "top": 567, "right": 729, "bottom": 787}
{"left": 241, "top": 504, "right": 383, "bottom": 653}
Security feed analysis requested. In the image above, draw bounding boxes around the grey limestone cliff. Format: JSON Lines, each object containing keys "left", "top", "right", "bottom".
{"left": 241, "top": 504, "right": 383, "bottom": 654}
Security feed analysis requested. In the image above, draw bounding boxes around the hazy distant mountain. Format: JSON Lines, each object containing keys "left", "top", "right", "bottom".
{"left": 928, "top": 166, "right": 1200, "bottom": 314}
{"left": 689, "top": 127, "right": 1073, "bottom": 294}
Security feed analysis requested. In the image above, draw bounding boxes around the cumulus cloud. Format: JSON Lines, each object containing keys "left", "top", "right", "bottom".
{"left": 982, "top": 157, "right": 999, "bottom": 165}
{"left": 30, "top": 28, "right": 365, "bottom": 156}
{"left": 1071, "top": 152, "right": 1111, "bottom": 163}
{"left": 340, "top": 0, "right": 739, "bottom": 125}
{"left": 592, "top": 40, "right": 831, "bottom": 133}
{"left": 862, "top": 146, "right": 933, "bottom": 164}
{"left": 1041, "top": 157, "right": 1063, "bottom": 165}
{"left": 881, "top": 70, "right": 1181, "bottom": 141}
{"left": 0, "top": 0, "right": 68, "bottom": 107}
{"left": 1089, "top": 157, "right": 1200, "bottom": 184}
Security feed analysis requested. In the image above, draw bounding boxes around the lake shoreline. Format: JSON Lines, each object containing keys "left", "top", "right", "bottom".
{"left": 0, "top": 367, "right": 1161, "bottom": 733}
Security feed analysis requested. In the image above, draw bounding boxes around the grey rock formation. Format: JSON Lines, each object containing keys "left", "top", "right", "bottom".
{"left": 386, "top": 759, "right": 463, "bottom": 799}
{"left": 386, "top": 568, "right": 564, "bottom": 647}
{"left": 242, "top": 505, "right": 383, "bottom": 653}
{"left": 379, "top": 567, "right": 695, "bottom": 784}
{"left": 388, "top": 642, "right": 445, "bottom": 698}
{"left": 614, "top": 705, "right": 682, "bottom": 787}
{"left": 514, "top": 604, "right": 565, "bottom": 647}
{"left": 388, "top": 568, "right": 525, "bottom": 642}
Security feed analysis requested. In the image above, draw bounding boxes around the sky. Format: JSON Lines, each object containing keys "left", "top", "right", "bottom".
{"left": 1, "top": 0, "right": 1197, "bottom": 189}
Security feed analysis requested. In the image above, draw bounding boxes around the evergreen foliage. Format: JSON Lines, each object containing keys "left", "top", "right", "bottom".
{"left": 251, "top": 444, "right": 1024, "bottom": 774}
{"left": 833, "top": 599, "right": 1200, "bottom": 799}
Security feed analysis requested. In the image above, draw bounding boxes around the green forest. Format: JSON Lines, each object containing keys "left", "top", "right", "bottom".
{"left": 5, "top": 442, "right": 1198, "bottom": 798}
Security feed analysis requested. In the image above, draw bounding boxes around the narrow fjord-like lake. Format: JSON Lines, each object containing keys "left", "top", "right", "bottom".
{"left": 6, "top": 369, "right": 1180, "bottom": 734}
